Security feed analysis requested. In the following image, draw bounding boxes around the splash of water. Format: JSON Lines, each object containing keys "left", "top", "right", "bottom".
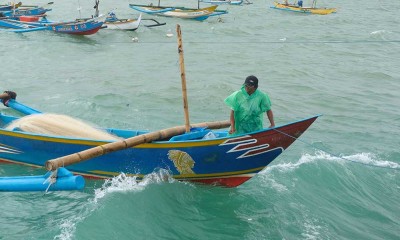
{"left": 93, "top": 169, "right": 175, "bottom": 203}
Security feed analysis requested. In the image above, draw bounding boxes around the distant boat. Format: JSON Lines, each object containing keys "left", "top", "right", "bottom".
{"left": 129, "top": 3, "right": 227, "bottom": 21}
{"left": 271, "top": 1, "right": 336, "bottom": 15}
{"left": 87, "top": 1, "right": 143, "bottom": 31}
{"left": 48, "top": 15, "right": 106, "bottom": 35}
{"left": 0, "top": 2, "right": 53, "bottom": 18}
{"left": 87, "top": 0, "right": 165, "bottom": 31}
{"left": 0, "top": 2, "right": 22, "bottom": 12}
{"left": 99, "top": 12, "right": 166, "bottom": 30}
{"left": 103, "top": 12, "right": 142, "bottom": 31}
{"left": 200, "top": 0, "right": 244, "bottom": 5}
{"left": 0, "top": 15, "right": 106, "bottom": 35}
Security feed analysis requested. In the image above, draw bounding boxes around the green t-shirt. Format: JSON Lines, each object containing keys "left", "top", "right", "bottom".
{"left": 224, "top": 86, "right": 272, "bottom": 135}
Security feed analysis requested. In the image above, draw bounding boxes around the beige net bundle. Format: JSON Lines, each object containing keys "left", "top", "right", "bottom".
{"left": 5, "top": 113, "right": 121, "bottom": 141}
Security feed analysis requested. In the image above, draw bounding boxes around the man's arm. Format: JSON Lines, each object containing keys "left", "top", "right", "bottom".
{"left": 267, "top": 110, "right": 275, "bottom": 128}
{"left": 229, "top": 110, "right": 236, "bottom": 134}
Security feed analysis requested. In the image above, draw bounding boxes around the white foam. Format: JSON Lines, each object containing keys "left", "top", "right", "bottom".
{"left": 264, "top": 151, "right": 399, "bottom": 173}
{"left": 55, "top": 219, "right": 79, "bottom": 240}
{"left": 370, "top": 30, "right": 387, "bottom": 35}
{"left": 93, "top": 169, "right": 175, "bottom": 203}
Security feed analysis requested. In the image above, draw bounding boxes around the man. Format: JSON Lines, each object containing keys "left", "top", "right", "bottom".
{"left": 224, "top": 75, "right": 275, "bottom": 135}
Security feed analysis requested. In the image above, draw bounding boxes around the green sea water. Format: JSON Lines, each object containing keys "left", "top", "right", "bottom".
{"left": 0, "top": 0, "right": 399, "bottom": 239}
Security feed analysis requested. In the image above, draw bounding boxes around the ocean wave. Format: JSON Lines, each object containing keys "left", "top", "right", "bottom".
{"left": 263, "top": 151, "right": 399, "bottom": 173}
{"left": 369, "top": 29, "right": 392, "bottom": 40}
{"left": 54, "top": 169, "right": 175, "bottom": 240}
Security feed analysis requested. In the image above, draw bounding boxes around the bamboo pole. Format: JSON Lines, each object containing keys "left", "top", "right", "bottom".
{"left": 45, "top": 120, "right": 230, "bottom": 171}
{"left": 45, "top": 24, "right": 231, "bottom": 171}
{"left": 176, "top": 24, "right": 191, "bottom": 133}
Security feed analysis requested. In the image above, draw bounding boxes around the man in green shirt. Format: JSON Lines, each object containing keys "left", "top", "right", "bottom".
{"left": 224, "top": 75, "right": 275, "bottom": 135}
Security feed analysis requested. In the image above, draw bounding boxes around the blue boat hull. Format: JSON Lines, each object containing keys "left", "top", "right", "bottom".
{"left": 51, "top": 21, "right": 103, "bottom": 35}
{"left": 0, "top": 114, "right": 319, "bottom": 187}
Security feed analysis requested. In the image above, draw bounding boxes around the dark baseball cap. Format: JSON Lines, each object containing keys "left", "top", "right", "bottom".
{"left": 244, "top": 75, "right": 258, "bottom": 88}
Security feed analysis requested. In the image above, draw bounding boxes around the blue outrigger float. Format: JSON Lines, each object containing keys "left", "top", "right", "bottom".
{"left": 0, "top": 167, "right": 84, "bottom": 192}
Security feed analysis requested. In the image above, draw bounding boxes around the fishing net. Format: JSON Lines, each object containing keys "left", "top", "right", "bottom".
{"left": 5, "top": 113, "right": 121, "bottom": 140}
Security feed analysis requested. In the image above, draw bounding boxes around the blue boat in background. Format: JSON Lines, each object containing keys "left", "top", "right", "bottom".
{"left": 0, "top": 14, "right": 106, "bottom": 34}
{"left": 0, "top": 2, "right": 53, "bottom": 18}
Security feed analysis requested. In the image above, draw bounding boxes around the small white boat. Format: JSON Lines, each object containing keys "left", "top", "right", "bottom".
{"left": 129, "top": 4, "right": 227, "bottom": 21}
{"left": 104, "top": 13, "right": 142, "bottom": 31}
{"left": 200, "top": 0, "right": 244, "bottom": 5}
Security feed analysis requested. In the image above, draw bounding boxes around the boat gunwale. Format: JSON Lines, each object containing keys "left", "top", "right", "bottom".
{"left": 0, "top": 114, "right": 321, "bottom": 147}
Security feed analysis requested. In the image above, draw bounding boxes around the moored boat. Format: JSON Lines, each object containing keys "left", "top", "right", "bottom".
{"left": 85, "top": 1, "right": 165, "bottom": 31}
{"left": 271, "top": 1, "right": 336, "bottom": 15}
{"left": 0, "top": 15, "right": 106, "bottom": 35}
{"left": 0, "top": 2, "right": 53, "bottom": 18}
{"left": 129, "top": 4, "right": 227, "bottom": 21}
{"left": 49, "top": 15, "right": 106, "bottom": 35}
{"left": 103, "top": 12, "right": 142, "bottom": 31}
{"left": 0, "top": 2, "right": 22, "bottom": 12}
{"left": 200, "top": 0, "right": 244, "bottom": 5}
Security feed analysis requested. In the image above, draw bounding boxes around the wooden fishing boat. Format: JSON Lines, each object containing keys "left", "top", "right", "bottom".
{"left": 0, "top": 26, "right": 319, "bottom": 188}
{"left": 0, "top": 2, "right": 53, "bottom": 18}
{"left": 0, "top": 15, "right": 106, "bottom": 35}
{"left": 103, "top": 13, "right": 142, "bottom": 31}
{"left": 0, "top": 2, "right": 22, "bottom": 12}
{"left": 200, "top": 0, "right": 243, "bottom": 5}
{"left": 49, "top": 15, "right": 106, "bottom": 35}
{"left": 0, "top": 18, "right": 48, "bottom": 32}
{"left": 84, "top": 1, "right": 165, "bottom": 31}
{"left": 271, "top": 1, "right": 336, "bottom": 15}
{"left": 0, "top": 97, "right": 319, "bottom": 187}
{"left": 129, "top": 4, "right": 227, "bottom": 21}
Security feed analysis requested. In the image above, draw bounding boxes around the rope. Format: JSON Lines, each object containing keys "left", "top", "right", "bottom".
{"left": 273, "top": 128, "right": 400, "bottom": 170}
{"left": 44, "top": 168, "right": 58, "bottom": 193}
{"left": 5, "top": 38, "right": 400, "bottom": 44}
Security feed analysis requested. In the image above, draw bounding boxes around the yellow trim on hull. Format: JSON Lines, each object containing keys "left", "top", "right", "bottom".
{"left": 89, "top": 165, "right": 266, "bottom": 179}
{"left": 0, "top": 157, "right": 263, "bottom": 181}
{"left": 273, "top": 2, "right": 336, "bottom": 15}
